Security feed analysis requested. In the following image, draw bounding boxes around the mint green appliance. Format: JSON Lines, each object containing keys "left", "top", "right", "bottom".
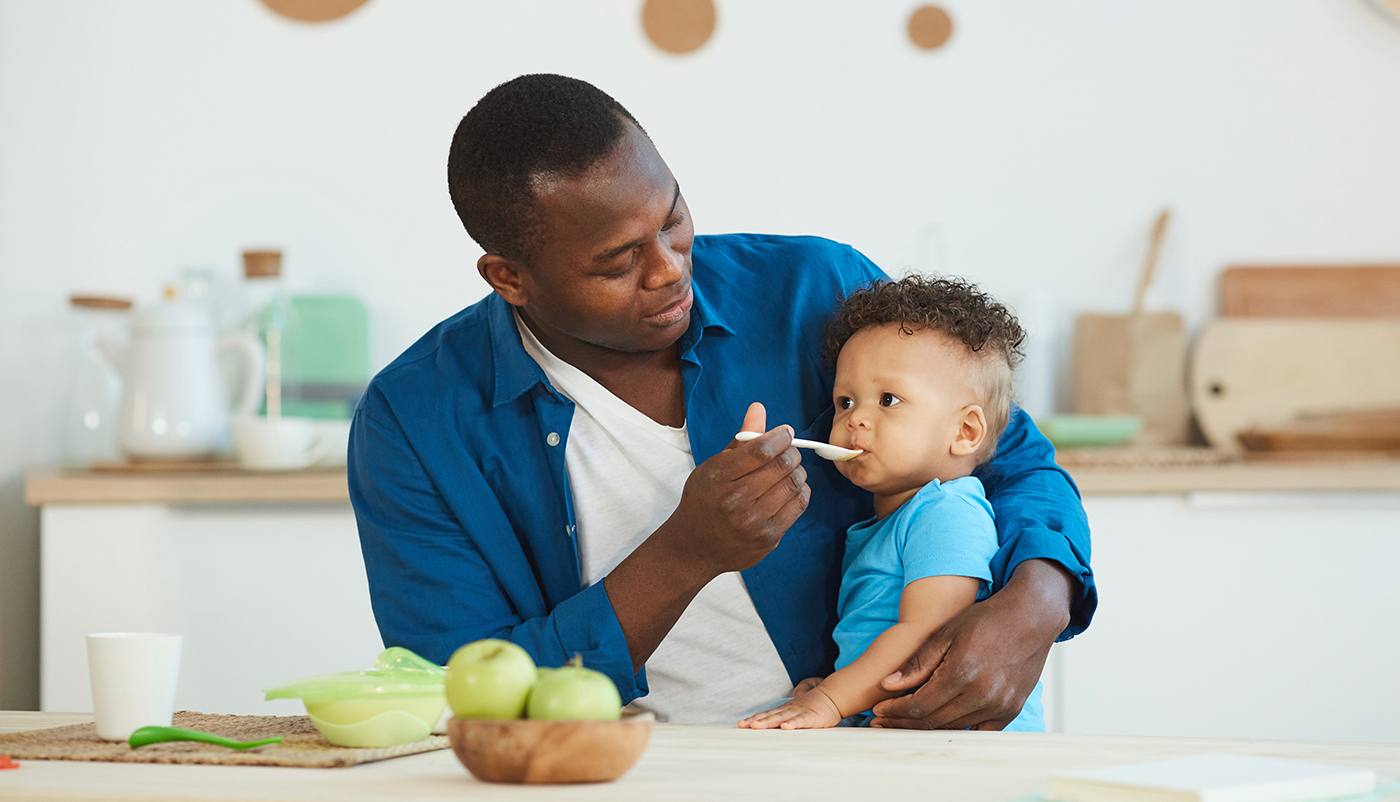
{"left": 278, "top": 295, "right": 369, "bottom": 420}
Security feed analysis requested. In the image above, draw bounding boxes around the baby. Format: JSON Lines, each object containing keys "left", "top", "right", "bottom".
{"left": 739, "top": 274, "right": 1042, "bottom": 731}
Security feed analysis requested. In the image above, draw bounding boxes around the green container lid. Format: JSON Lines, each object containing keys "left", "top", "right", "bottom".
{"left": 1039, "top": 414, "right": 1143, "bottom": 448}
{"left": 263, "top": 648, "right": 444, "bottom": 704}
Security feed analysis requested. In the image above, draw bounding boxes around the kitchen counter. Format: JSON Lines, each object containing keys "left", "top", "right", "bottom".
{"left": 2, "top": 712, "right": 1397, "bottom": 801}
{"left": 25, "top": 454, "right": 1400, "bottom": 504}
{"left": 24, "top": 466, "right": 350, "bottom": 505}
{"left": 1057, "top": 451, "right": 1400, "bottom": 494}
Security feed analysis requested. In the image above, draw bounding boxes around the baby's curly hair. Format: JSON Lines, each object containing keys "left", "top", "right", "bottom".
{"left": 823, "top": 275, "right": 1027, "bottom": 464}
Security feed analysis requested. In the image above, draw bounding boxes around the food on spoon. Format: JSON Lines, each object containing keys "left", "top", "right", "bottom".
{"left": 526, "top": 655, "right": 623, "bottom": 721}
{"left": 446, "top": 639, "right": 538, "bottom": 719}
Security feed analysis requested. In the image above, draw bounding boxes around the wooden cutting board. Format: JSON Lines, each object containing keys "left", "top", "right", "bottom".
{"left": 1073, "top": 313, "right": 1190, "bottom": 444}
{"left": 1220, "top": 265, "right": 1400, "bottom": 317}
{"left": 1190, "top": 318, "right": 1400, "bottom": 451}
{"left": 1236, "top": 409, "right": 1400, "bottom": 452}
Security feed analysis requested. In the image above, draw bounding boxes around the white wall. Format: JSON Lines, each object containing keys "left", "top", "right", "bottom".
{"left": 2, "top": 0, "right": 1398, "bottom": 709}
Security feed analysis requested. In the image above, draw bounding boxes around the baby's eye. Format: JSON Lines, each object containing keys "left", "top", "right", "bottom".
{"left": 836, "top": 396, "right": 853, "bottom": 410}
{"left": 879, "top": 393, "right": 901, "bottom": 407}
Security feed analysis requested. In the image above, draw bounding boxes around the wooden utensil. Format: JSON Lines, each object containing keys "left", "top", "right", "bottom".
{"left": 1190, "top": 319, "right": 1400, "bottom": 451}
{"left": 1072, "top": 209, "right": 1191, "bottom": 444}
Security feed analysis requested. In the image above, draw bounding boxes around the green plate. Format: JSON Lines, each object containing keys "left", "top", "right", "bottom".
{"left": 1038, "top": 414, "right": 1143, "bottom": 448}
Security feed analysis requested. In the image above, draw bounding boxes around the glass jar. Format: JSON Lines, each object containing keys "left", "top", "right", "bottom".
{"left": 241, "top": 250, "right": 301, "bottom": 419}
{"left": 60, "top": 295, "right": 132, "bottom": 465}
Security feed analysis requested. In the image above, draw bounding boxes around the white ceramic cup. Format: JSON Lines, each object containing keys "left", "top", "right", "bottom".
{"left": 232, "top": 415, "right": 328, "bottom": 470}
{"left": 311, "top": 419, "right": 352, "bottom": 467}
{"left": 86, "top": 632, "right": 182, "bottom": 742}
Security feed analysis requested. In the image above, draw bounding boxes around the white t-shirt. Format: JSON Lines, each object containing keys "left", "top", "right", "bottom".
{"left": 515, "top": 313, "right": 794, "bottom": 724}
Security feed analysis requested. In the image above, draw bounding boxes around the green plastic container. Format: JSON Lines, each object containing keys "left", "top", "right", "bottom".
{"left": 1038, "top": 414, "right": 1143, "bottom": 448}
{"left": 263, "top": 648, "right": 446, "bottom": 748}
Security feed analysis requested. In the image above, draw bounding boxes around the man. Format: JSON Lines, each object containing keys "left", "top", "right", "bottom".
{"left": 349, "top": 74, "right": 1095, "bottom": 728}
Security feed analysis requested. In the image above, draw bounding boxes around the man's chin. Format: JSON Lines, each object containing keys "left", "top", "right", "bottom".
{"left": 597, "top": 320, "right": 689, "bottom": 356}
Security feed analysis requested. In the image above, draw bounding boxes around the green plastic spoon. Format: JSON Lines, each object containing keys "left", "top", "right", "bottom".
{"left": 128, "top": 725, "right": 283, "bottom": 750}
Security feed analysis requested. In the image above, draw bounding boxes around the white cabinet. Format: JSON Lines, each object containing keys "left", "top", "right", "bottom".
{"left": 1057, "top": 492, "right": 1400, "bottom": 743}
{"left": 40, "top": 501, "right": 381, "bottom": 717}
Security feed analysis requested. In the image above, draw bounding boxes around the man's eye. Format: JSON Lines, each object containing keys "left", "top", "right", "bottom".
{"left": 836, "top": 397, "right": 853, "bottom": 410}
{"left": 879, "top": 393, "right": 901, "bottom": 407}
{"left": 602, "top": 257, "right": 635, "bottom": 278}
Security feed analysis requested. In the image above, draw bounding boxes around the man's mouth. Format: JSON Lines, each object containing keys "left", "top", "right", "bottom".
{"left": 644, "top": 285, "right": 693, "bottom": 325}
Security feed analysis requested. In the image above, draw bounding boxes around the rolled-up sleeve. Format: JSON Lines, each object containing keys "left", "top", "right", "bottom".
{"left": 348, "top": 398, "right": 648, "bottom": 702}
{"left": 976, "top": 407, "right": 1097, "bottom": 640}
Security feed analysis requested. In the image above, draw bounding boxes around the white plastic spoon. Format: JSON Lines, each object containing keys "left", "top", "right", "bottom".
{"left": 733, "top": 430, "right": 863, "bottom": 461}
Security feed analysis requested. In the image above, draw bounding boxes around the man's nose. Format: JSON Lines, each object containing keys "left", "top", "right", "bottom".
{"left": 641, "top": 237, "right": 685, "bottom": 289}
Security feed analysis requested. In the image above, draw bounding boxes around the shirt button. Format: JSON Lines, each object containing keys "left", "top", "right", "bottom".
{"left": 546, "top": 432, "right": 561, "bottom": 446}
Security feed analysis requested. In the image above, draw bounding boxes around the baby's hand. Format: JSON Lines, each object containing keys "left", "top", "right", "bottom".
{"left": 738, "top": 687, "right": 843, "bottom": 730}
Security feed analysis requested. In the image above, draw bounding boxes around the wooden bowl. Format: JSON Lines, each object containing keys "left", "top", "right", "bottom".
{"left": 447, "top": 712, "right": 653, "bottom": 784}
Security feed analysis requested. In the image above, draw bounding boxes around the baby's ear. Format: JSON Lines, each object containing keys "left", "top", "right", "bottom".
{"left": 950, "top": 405, "right": 987, "bottom": 456}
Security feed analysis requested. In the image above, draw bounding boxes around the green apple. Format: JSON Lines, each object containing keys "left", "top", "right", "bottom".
{"left": 526, "top": 656, "right": 622, "bottom": 721}
{"left": 445, "top": 638, "right": 537, "bottom": 719}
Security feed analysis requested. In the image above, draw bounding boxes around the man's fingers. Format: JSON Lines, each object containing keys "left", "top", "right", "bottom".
{"left": 870, "top": 690, "right": 979, "bottom": 731}
{"left": 869, "top": 715, "right": 935, "bottom": 730}
{"left": 920, "top": 694, "right": 998, "bottom": 731}
{"left": 723, "top": 426, "right": 796, "bottom": 475}
{"left": 872, "top": 657, "right": 963, "bottom": 724}
{"left": 740, "top": 401, "right": 766, "bottom": 434}
{"left": 881, "top": 634, "right": 951, "bottom": 690}
{"left": 753, "top": 458, "right": 807, "bottom": 519}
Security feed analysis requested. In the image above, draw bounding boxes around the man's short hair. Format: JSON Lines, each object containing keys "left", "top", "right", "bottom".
{"left": 447, "top": 74, "right": 642, "bottom": 262}
{"left": 823, "top": 275, "right": 1027, "bottom": 464}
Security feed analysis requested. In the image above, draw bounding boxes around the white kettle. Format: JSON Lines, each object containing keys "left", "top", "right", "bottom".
{"left": 98, "top": 301, "right": 265, "bottom": 460}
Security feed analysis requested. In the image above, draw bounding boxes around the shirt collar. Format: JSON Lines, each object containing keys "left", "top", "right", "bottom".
{"left": 487, "top": 277, "right": 735, "bottom": 409}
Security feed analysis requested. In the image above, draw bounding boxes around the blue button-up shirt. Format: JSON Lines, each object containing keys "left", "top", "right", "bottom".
{"left": 349, "top": 233, "right": 1096, "bottom": 704}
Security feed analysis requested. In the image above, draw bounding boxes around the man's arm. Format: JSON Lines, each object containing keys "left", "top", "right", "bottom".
{"left": 605, "top": 403, "right": 811, "bottom": 672}
{"left": 351, "top": 399, "right": 807, "bottom": 700}
{"left": 870, "top": 409, "right": 1093, "bottom": 729}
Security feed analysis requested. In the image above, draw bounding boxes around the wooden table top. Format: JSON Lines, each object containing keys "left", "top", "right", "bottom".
{"left": 2, "top": 712, "right": 1397, "bottom": 801}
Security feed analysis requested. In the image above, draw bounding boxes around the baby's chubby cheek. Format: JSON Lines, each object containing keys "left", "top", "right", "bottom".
{"left": 835, "top": 457, "right": 873, "bottom": 488}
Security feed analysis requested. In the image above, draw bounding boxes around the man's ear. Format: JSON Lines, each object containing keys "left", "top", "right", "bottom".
{"left": 950, "top": 404, "right": 987, "bottom": 457}
{"left": 478, "top": 253, "right": 530, "bottom": 307}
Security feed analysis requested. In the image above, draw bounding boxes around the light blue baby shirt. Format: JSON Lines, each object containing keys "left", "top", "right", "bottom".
{"left": 832, "top": 476, "right": 1044, "bottom": 731}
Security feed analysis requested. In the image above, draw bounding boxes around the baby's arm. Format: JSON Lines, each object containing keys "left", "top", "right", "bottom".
{"left": 739, "top": 574, "right": 980, "bottom": 729}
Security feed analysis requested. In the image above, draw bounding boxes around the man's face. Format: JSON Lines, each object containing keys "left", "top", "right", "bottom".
{"left": 829, "top": 324, "right": 978, "bottom": 499}
{"left": 512, "top": 121, "right": 695, "bottom": 357}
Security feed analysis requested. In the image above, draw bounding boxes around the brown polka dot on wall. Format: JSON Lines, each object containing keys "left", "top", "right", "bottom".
{"left": 908, "top": 5, "right": 954, "bottom": 50}
{"left": 259, "top": 0, "right": 370, "bottom": 23}
{"left": 642, "top": 0, "right": 717, "bottom": 55}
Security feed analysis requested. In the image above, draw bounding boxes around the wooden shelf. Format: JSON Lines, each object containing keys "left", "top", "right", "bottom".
{"left": 24, "top": 466, "right": 350, "bottom": 505}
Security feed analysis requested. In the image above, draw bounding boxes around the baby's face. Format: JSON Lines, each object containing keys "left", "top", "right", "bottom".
{"left": 829, "top": 323, "right": 980, "bottom": 498}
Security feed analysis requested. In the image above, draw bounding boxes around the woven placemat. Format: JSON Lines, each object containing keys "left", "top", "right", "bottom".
{"left": 0, "top": 711, "right": 449, "bottom": 768}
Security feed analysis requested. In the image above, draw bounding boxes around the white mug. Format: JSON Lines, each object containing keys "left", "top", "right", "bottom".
{"left": 86, "top": 632, "right": 182, "bottom": 741}
{"left": 232, "top": 415, "right": 328, "bottom": 470}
